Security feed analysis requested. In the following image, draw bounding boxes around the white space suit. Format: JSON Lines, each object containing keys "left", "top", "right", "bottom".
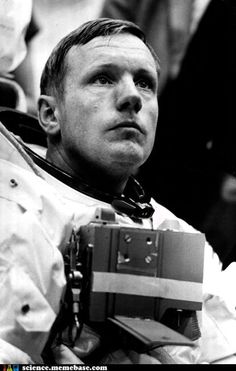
{"left": 1, "top": 118, "right": 236, "bottom": 364}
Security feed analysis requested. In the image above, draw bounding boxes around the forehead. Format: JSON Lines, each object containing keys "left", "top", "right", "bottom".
{"left": 66, "top": 33, "right": 157, "bottom": 75}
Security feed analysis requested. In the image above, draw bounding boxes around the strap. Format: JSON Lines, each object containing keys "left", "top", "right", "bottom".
{"left": 92, "top": 272, "right": 202, "bottom": 303}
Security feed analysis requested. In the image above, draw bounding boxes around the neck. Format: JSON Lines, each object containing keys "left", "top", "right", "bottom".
{"left": 46, "top": 145, "right": 129, "bottom": 195}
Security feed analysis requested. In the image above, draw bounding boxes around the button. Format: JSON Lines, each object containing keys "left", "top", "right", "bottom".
{"left": 21, "top": 304, "right": 30, "bottom": 314}
{"left": 10, "top": 178, "right": 18, "bottom": 187}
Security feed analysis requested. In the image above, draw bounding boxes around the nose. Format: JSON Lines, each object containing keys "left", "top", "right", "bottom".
{"left": 116, "top": 78, "right": 142, "bottom": 114}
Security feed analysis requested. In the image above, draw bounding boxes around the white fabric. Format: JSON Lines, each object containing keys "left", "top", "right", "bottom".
{"left": 1, "top": 124, "right": 236, "bottom": 363}
{"left": 0, "top": 339, "right": 33, "bottom": 364}
{"left": 0, "top": 127, "right": 74, "bottom": 363}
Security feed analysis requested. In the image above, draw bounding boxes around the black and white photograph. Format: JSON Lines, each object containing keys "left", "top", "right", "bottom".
{"left": 0, "top": 0, "right": 236, "bottom": 366}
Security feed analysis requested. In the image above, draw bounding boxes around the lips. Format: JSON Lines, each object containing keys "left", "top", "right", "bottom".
{"left": 112, "top": 121, "right": 144, "bottom": 134}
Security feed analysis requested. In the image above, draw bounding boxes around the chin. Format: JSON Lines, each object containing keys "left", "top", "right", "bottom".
{"left": 111, "top": 156, "right": 144, "bottom": 175}
{"left": 117, "top": 144, "right": 144, "bottom": 159}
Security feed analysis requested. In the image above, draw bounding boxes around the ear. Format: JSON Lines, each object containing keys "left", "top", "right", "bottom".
{"left": 38, "top": 95, "right": 61, "bottom": 136}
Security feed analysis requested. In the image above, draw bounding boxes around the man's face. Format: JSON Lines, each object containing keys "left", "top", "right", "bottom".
{"left": 55, "top": 33, "right": 158, "bottom": 180}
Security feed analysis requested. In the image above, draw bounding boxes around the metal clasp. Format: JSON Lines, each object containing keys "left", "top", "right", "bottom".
{"left": 66, "top": 230, "right": 83, "bottom": 344}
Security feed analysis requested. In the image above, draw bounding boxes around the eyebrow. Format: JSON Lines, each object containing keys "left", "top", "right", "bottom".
{"left": 87, "top": 62, "right": 158, "bottom": 77}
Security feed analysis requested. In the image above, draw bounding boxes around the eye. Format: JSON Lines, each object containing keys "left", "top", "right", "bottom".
{"left": 135, "top": 78, "right": 153, "bottom": 90}
{"left": 92, "top": 74, "right": 112, "bottom": 85}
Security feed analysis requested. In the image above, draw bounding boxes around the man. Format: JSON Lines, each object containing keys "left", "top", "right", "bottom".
{"left": 1, "top": 18, "right": 236, "bottom": 364}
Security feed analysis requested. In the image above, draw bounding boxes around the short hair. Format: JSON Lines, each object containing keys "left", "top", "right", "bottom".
{"left": 40, "top": 18, "right": 160, "bottom": 99}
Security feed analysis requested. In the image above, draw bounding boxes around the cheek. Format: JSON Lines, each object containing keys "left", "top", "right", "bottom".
{"left": 64, "top": 95, "right": 97, "bottom": 128}
{"left": 147, "top": 102, "right": 158, "bottom": 131}
{"left": 73, "top": 98, "right": 101, "bottom": 123}
{"left": 145, "top": 103, "right": 158, "bottom": 146}
{"left": 152, "top": 100, "right": 159, "bottom": 122}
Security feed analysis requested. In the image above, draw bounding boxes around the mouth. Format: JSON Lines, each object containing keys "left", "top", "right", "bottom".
{"left": 112, "top": 121, "right": 144, "bottom": 134}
